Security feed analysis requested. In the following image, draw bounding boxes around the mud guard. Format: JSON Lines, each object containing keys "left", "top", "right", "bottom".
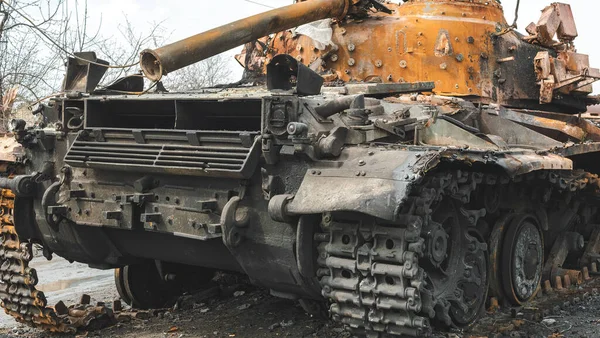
{"left": 285, "top": 148, "right": 435, "bottom": 222}
{"left": 284, "top": 148, "right": 573, "bottom": 222}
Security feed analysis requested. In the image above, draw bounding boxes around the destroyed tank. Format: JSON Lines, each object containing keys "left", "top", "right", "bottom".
{"left": 3, "top": 0, "right": 600, "bottom": 336}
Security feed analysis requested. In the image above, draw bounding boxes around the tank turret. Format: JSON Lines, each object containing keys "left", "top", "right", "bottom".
{"left": 139, "top": 0, "right": 355, "bottom": 81}
{"left": 142, "top": 0, "right": 600, "bottom": 113}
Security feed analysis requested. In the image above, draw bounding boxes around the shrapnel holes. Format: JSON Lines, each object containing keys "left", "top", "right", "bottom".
{"left": 386, "top": 239, "right": 395, "bottom": 250}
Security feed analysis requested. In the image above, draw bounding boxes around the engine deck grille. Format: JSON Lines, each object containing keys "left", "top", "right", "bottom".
{"left": 65, "top": 129, "right": 260, "bottom": 178}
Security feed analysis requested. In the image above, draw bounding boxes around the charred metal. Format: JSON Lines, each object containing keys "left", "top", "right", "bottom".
{"left": 3, "top": 1, "right": 600, "bottom": 337}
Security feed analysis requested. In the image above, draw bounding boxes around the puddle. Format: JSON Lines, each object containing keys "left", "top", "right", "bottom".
{"left": 36, "top": 275, "right": 107, "bottom": 293}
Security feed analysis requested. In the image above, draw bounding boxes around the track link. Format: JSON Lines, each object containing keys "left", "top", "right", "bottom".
{"left": 318, "top": 218, "right": 428, "bottom": 337}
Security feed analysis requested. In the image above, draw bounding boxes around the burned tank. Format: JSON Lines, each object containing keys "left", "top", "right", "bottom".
{"left": 3, "top": 0, "right": 600, "bottom": 336}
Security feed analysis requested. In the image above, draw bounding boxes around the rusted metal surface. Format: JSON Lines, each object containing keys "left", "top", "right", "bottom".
{"left": 499, "top": 108, "right": 587, "bottom": 141}
{"left": 526, "top": 3, "right": 578, "bottom": 48}
{"left": 0, "top": 134, "right": 19, "bottom": 163}
{"left": 552, "top": 268, "right": 583, "bottom": 287}
{"left": 140, "top": 0, "right": 351, "bottom": 81}
{"left": 510, "top": 109, "right": 600, "bottom": 142}
{"left": 263, "top": 0, "right": 504, "bottom": 97}
{"left": 224, "top": 1, "right": 599, "bottom": 112}
{"left": 526, "top": 4, "right": 600, "bottom": 104}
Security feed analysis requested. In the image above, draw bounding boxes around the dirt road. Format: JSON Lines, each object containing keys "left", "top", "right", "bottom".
{"left": 2, "top": 256, "right": 600, "bottom": 337}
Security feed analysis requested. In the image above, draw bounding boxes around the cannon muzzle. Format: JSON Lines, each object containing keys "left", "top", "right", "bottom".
{"left": 140, "top": 0, "right": 350, "bottom": 81}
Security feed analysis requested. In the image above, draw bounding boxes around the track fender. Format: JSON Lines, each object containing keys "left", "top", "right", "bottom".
{"left": 285, "top": 148, "right": 439, "bottom": 222}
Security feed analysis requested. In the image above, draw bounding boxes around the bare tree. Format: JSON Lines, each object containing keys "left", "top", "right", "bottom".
{"left": 0, "top": 0, "right": 235, "bottom": 129}
{"left": 0, "top": 0, "right": 163, "bottom": 98}
{"left": 163, "top": 53, "right": 234, "bottom": 91}
{"left": 0, "top": 0, "right": 66, "bottom": 114}
{"left": 99, "top": 15, "right": 166, "bottom": 84}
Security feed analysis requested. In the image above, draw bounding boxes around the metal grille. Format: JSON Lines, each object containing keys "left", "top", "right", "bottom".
{"left": 65, "top": 129, "right": 260, "bottom": 178}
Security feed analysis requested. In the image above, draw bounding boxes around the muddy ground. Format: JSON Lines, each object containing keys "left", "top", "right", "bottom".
{"left": 1, "top": 256, "right": 600, "bottom": 338}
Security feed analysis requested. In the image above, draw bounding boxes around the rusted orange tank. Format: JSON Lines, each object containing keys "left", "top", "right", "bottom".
{"left": 230, "top": 0, "right": 599, "bottom": 113}
{"left": 267, "top": 0, "right": 505, "bottom": 97}
{"left": 140, "top": 0, "right": 599, "bottom": 112}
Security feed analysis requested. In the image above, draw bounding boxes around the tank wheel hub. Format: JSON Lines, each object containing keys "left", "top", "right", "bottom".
{"left": 524, "top": 244, "right": 541, "bottom": 280}
{"left": 427, "top": 223, "right": 449, "bottom": 268}
{"left": 501, "top": 214, "right": 543, "bottom": 305}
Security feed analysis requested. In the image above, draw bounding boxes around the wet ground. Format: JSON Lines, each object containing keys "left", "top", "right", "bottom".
{"left": 1, "top": 256, "right": 600, "bottom": 337}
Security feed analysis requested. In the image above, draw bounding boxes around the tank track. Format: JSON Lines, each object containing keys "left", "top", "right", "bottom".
{"left": 317, "top": 168, "right": 600, "bottom": 337}
{"left": 0, "top": 189, "right": 78, "bottom": 333}
{"left": 317, "top": 213, "right": 429, "bottom": 337}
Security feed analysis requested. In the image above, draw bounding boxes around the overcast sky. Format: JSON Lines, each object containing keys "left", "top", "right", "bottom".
{"left": 85, "top": 0, "right": 599, "bottom": 90}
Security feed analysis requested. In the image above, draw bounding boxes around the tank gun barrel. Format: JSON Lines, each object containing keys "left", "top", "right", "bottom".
{"left": 140, "top": 0, "right": 351, "bottom": 81}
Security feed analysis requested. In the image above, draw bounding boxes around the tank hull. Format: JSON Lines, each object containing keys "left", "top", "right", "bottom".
{"left": 4, "top": 0, "right": 600, "bottom": 336}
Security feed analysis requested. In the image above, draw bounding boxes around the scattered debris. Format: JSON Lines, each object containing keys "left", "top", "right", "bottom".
{"left": 280, "top": 319, "right": 294, "bottom": 328}
{"left": 236, "top": 304, "right": 251, "bottom": 310}
{"left": 80, "top": 294, "right": 91, "bottom": 305}
{"left": 176, "top": 286, "right": 220, "bottom": 310}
